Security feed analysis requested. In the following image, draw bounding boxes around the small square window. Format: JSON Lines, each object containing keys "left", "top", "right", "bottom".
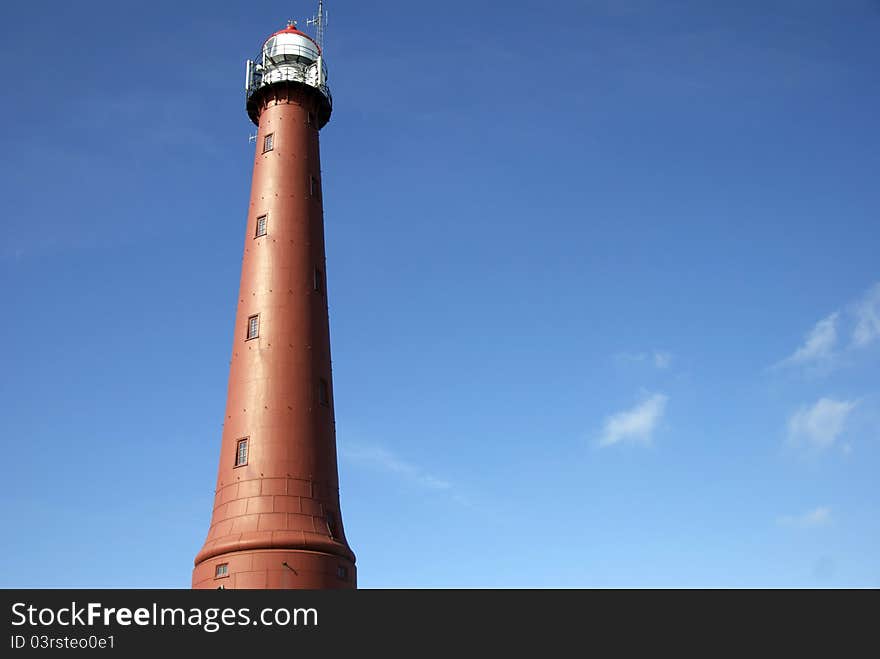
{"left": 336, "top": 565, "right": 348, "bottom": 580}
{"left": 215, "top": 563, "right": 229, "bottom": 578}
{"left": 310, "top": 176, "right": 319, "bottom": 198}
{"left": 247, "top": 314, "right": 259, "bottom": 340}
{"left": 263, "top": 133, "right": 274, "bottom": 153}
{"left": 313, "top": 267, "right": 323, "bottom": 294}
{"left": 255, "top": 215, "right": 268, "bottom": 238}
{"left": 318, "top": 378, "right": 330, "bottom": 407}
{"left": 235, "top": 438, "right": 249, "bottom": 467}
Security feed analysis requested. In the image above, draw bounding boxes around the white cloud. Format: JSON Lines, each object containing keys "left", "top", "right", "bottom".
{"left": 339, "top": 443, "right": 452, "bottom": 491}
{"left": 778, "top": 506, "right": 832, "bottom": 528}
{"left": 653, "top": 351, "right": 673, "bottom": 369}
{"left": 599, "top": 393, "right": 668, "bottom": 447}
{"left": 852, "top": 282, "right": 880, "bottom": 348}
{"left": 615, "top": 350, "right": 673, "bottom": 369}
{"left": 779, "top": 312, "right": 839, "bottom": 367}
{"left": 774, "top": 281, "right": 880, "bottom": 371}
{"left": 787, "top": 398, "right": 858, "bottom": 450}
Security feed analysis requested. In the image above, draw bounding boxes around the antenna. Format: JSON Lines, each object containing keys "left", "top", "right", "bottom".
{"left": 306, "top": 0, "right": 327, "bottom": 52}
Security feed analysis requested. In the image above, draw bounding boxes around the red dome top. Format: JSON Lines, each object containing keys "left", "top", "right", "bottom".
{"left": 264, "top": 22, "right": 321, "bottom": 54}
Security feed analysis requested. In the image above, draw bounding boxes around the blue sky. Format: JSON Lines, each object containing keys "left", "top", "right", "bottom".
{"left": 1, "top": 0, "right": 878, "bottom": 587}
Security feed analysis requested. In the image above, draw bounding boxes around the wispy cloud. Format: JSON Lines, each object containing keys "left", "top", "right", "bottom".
{"left": 774, "top": 281, "right": 880, "bottom": 371}
{"left": 340, "top": 443, "right": 452, "bottom": 491}
{"left": 653, "top": 351, "right": 673, "bottom": 369}
{"left": 777, "top": 312, "right": 839, "bottom": 368}
{"left": 787, "top": 398, "right": 858, "bottom": 451}
{"left": 599, "top": 393, "right": 668, "bottom": 447}
{"left": 615, "top": 350, "right": 674, "bottom": 370}
{"left": 852, "top": 282, "right": 880, "bottom": 348}
{"left": 778, "top": 506, "right": 832, "bottom": 529}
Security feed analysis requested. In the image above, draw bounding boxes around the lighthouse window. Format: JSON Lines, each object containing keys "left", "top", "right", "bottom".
{"left": 235, "top": 438, "right": 249, "bottom": 467}
{"left": 336, "top": 565, "right": 348, "bottom": 580}
{"left": 313, "top": 267, "right": 323, "bottom": 293}
{"left": 215, "top": 563, "right": 229, "bottom": 578}
{"left": 247, "top": 314, "right": 260, "bottom": 340}
{"left": 263, "top": 133, "right": 274, "bottom": 153}
{"left": 310, "top": 176, "right": 319, "bottom": 198}
{"left": 255, "top": 215, "right": 268, "bottom": 238}
{"left": 308, "top": 111, "right": 315, "bottom": 126}
{"left": 318, "top": 378, "right": 330, "bottom": 407}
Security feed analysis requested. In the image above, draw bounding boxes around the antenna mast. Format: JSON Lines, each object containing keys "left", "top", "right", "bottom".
{"left": 307, "top": 0, "right": 327, "bottom": 52}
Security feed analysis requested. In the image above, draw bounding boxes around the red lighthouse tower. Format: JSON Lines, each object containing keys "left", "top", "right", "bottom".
{"left": 192, "top": 5, "right": 356, "bottom": 589}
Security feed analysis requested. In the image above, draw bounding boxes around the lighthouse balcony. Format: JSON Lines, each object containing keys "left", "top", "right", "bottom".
{"left": 246, "top": 59, "right": 331, "bottom": 105}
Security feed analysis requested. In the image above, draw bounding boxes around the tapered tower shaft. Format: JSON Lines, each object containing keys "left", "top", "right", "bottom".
{"left": 192, "top": 21, "right": 355, "bottom": 589}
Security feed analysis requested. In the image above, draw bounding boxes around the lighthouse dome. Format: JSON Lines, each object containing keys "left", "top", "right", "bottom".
{"left": 263, "top": 24, "right": 321, "bottom": 65}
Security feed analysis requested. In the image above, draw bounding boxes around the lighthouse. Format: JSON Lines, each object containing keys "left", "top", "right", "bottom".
{"left": 192, "top": 4, "right": 356, "bottom": 589}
